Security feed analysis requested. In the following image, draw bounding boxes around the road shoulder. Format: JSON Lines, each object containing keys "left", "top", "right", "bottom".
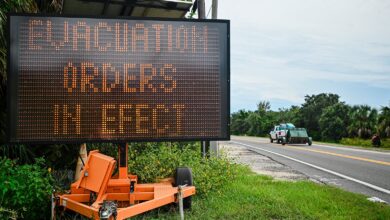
{"left": 220, "top": 141, "right": 308, "bottom": 181}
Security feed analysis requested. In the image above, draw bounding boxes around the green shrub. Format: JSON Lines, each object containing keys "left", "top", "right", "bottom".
{"left": 340, "top": 138, "right": 371, "bottom": 147}
{"left": 127, "top": 142, "right": 240, "bottom": 196}
{"left": 340, "top": 138, "right": 390, "bottom": 148}
{"left": 0, "top": 158, "right": 53, "bottom": 219}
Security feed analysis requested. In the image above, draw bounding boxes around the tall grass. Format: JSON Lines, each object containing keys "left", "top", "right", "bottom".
{"left": 340, "top": 138, "right": 390, "bottom": 149}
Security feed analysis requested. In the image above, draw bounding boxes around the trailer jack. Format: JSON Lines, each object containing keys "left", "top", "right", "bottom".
{"left": 99, "top": 201, "right": 117, "bottom": 220}
{"left": 55, "top": 143, "right": 195, "bottom": 220}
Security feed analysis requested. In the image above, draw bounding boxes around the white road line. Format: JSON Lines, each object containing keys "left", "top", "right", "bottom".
{"left": 231, "top": 141, "right": 390, "bottom": 195}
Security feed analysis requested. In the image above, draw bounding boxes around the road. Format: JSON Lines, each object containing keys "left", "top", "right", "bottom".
{"left": 230, "top": 135, "right": 390, "bottom": 203}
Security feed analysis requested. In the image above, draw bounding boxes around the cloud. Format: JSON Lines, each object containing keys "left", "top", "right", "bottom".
{"left": 211, "top": 0, "right": 390, "bottom": 111}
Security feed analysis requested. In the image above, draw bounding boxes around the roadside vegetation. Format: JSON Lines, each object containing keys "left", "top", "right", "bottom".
{"left": 127, "top": 142, "right": 239, "bottom": 196}
{"left": 0, "top": 158, "right": 53, "bottom": 219}
{"left": 339, "top": 138, "right": 390, "bottom": 149}
{"left": 231, "top": 93, "right": 390, "bottom": 148}
{"left": 2, "top": 142, "right": 390, "bottom": 219}
{"left": 0, "top": 142, "right": 240, "bottom": 219}
{"left": 313, "top": 139, "right": 390, "bottom": 150}
{"left": 136, "top": 166, "right": 390, "bottom": 220}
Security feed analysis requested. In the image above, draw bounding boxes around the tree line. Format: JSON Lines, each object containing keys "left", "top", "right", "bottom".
{"left": 231, "top": 93, "right": 390, "bottom": 142}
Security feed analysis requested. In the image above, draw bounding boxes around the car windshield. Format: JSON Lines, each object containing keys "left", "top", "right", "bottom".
{"left": 279, "top": 123, "right": 295, "bottom": 130}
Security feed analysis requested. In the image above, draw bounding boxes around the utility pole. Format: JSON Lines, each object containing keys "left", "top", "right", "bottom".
{"left": 210, "top": 0, "right": 219, "bottom": 157}
{"left": 212, "top": 0, "right": 218, "bottom": 19}
{"left": 198, "top": 0, "right": 205, "bottom": 19}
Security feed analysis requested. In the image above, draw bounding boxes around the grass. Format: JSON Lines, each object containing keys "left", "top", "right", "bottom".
{"left": 313, "top": 138, "right": 390, "bottom": 150}
{"left": 339, "top": 138, "right": 390, "bottom": 149}
{"left": 135, "top": 166, "right": 390, "bottom": 220}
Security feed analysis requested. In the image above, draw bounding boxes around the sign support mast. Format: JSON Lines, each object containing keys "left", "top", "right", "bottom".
{"left": 198, "top": 0, "right": 209, "bottom": 158}
{"left": 210, "top": 0, "right": 219, "bottom": 157}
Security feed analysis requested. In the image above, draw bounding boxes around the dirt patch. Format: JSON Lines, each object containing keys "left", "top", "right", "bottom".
{"left": 220, "top": 141, "right": 308, "bottom": 181}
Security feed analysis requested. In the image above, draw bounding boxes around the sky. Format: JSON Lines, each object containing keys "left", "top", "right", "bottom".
{"left": 203, "top": 0, "right": 390, "bottom": 112}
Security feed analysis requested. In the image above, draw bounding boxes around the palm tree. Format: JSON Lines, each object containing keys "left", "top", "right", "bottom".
{"left": 378, "top": 105, "right": 390, "bottom": 137}
{"left": 257, "top": 101, "right": 271, "bottom": 114}
{"left": 347, "top": 105, "right": 378, "bottom": 138}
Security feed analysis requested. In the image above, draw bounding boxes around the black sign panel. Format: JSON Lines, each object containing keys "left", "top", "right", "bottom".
{"left": 7, "top": 14, "right": 230, "bottom": 143}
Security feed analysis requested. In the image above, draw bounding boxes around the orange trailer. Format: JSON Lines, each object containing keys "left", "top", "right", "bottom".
{"left": 54, "top": 143, "right": 195, "bottom": 219}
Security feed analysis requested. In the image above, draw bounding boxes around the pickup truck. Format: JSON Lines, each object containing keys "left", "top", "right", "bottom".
{"left": 269, "top": 123, "right": 293, "bottom": 143}
{"left": 269, "top": 123, "right": 312, "bottom": 146}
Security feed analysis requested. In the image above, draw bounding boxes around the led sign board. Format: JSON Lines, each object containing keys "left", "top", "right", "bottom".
{"left": 8, "top": 14, "right": 230, "bottom": 143}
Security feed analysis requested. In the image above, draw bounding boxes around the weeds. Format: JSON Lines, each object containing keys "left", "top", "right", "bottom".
{"left": 0, "top": 158, "right": 53, "bottom": 219}
{"left": 340, "top": 138, "right": 390, "bottom": 148}
{"left": 127, "top": 142, "right": 240, "bottom": 196}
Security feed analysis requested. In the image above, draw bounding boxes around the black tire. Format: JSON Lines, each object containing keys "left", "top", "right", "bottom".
{"left": 270, "top": 138, "right": 273, "bottom": 143}
{"left": 174, "top": 167, "right": 193, "bottom": 210}
{"left": 308, "top": 137, "right": 312, "bottom": 146}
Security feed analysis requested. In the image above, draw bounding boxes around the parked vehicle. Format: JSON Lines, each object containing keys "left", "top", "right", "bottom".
{"left": 269, "top": 123, "right": 312, "bottom": 146}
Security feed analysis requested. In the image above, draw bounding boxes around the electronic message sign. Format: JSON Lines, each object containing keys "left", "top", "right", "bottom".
{"left": 7, "top": 14, "right": 230, "bottom": 143}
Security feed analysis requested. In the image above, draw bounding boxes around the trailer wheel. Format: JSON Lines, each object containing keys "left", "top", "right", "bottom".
{"left": 174, "top": 167, "right": 193, "bottom": 209}
{"left": 282, "top": 137, "right": 286, "bottom": 145}
{"left": 308, "top": 137, "right": 312, "bottom": 146}
{"left": 270, "top": 137, "right": 273, "bottom": 143}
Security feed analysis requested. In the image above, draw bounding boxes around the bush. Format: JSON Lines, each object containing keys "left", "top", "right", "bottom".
{"left": 0, "top": 158, "right": 53, "bottom": 219}
{"left": 127, "top": 142, "right": 240, "bottom": 196}
{"left": 340, "top": 138, "right": 390, "bottom": 148}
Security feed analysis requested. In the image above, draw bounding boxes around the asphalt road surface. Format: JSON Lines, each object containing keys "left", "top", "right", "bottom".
{"left": 230, "top": 135, "right": 390, "bottom": 203}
